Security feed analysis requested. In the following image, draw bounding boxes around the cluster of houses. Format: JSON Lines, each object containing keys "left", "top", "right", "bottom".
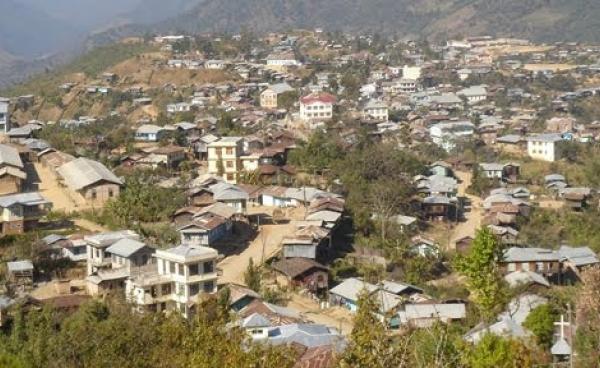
{"left": 4, "top": 30, "right": 600, "bottom": 365}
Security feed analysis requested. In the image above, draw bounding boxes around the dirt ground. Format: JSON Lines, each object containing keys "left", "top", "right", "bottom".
{"left": 288, "top": 294, "right": 354, "bottom": 335}
{"left": 33, "top": 163, "right": 89, "bottom": 213}
{"left": 523, "top": 63, "right": 576, "bottom": 72}
{"left": 448, "top": 170, "right": 484, "bottom": 247}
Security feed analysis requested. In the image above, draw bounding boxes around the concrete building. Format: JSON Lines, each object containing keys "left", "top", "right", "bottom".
{"left": 0, "top": 98, "right": 10, "bottom": 134}
{"left": 299, "top": 93, "right": 336, "bottom": 121}
{"left": 527, "top": 134, "right": 564, "bottom": 162}
{"left": 126, "top": 244, "right": 218, "bottom": 318}
{"left": 207, "top": 138, "right": 259, "bottom": 184}
{"left": 260, "top": 83, "right": 294, "bottom": 109}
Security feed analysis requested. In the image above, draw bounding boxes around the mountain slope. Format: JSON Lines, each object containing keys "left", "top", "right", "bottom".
{"left": 134, "top": 0, "right": 600, "bottom": 42}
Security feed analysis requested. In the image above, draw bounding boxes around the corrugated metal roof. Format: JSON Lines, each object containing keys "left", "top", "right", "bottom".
{"left": 0, "top": 144, "right": 24, "bottom": 168}
{"left": 106, "top": 238, "right": 148, "bottom": 258}
{"left": 57, "top": 157, "right": 123, "bottom": 191}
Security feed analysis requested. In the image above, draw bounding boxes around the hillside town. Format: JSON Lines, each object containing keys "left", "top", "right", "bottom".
{"left": 2, "top": 30, "right": 600, "bottom": 366}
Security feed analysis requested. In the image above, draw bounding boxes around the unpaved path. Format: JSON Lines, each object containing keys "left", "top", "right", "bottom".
{"left": 449, "top": 171, "right": 484, "bottom": 247}
{"left": 218, "top": 221, "right": 296, "bottom": 284}
{"left": 34, "top": 163, "right": 89, "bottom": 213}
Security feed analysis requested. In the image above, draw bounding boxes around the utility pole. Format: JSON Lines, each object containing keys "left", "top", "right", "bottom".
{"left": 568, "top": 303, "right": 574, "bottom": 368}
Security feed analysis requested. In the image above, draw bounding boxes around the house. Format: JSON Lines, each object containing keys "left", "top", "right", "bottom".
{"left": 125, "top": 244, "right": 218, "bottom": 318}
{"left": 0, "top": 97, "right": 11, "bottom": 133}
{"left": 242, "top": 313, "right": 272, "bottom": 341}
{"left": 266, "top": 52, "right": 301, "bottom": 70}
{"left": 208, "top": 182, "right": 249, "bottom": 213}
{"left": 398, "top": 303, "right": 466, "bottom": 328}
{"left": 57, "top": 158, "right": 123, "bottom": 206}
{"left": 228, "top": 283, "right": 261, "bottom": 312}
{"left": 0, "top": 192, "right": 51, "bottom": 235}
{"left": 105, "top": 238, "right": 155, "bottom": 273}
{"left": 207, "top": 137, "right": 259, "bottom": 184}
{"left": 479, "top": 163, "right": 505, "bottom": 179}
{"left": 558, "top": 245, "right": 599, "bottom": 280}
{"left": 143, "top": 146, "right": 186, "bottom": 169}
{"left": 559, "top": 187, "right": 593, "bottom": 210}
{"left": 500, "top": 247, "right": 562, "bottom": 280}
{"left": 177, "top": 212, "right": 232, "bottom": 248}
{"left": 299, "top": 93, "right": 336, "bottom": 122}
{"left": 421, "top": 196, "right": 456, "bottom": 220}
{"left": 260, "top": 83, "right": 294, "bottom": 109}
{"left": 135, "top": 124, "right": 167, "bottom": 142}
{"left": 362, "top": 100, "right": 389, "bottom": 121}
{"left": 205, "top": 60, "right": 226, "bottom": 70}
{"left": 430, "top": 121, "right": 475, "bottom": 151}
{"left": 85, "top": 230, "right": 140, "bottom": 276}
{"left": 0, "top": 144, "right": 26, "bottom": 195}
{"left": 409, "top": 236, "right": 440, "bottom": 258}
{"left": 266, "top": 324, "right": 344, "bottom": 351}
{"left": 402, "top": 65, "right": 422, "bottom": 80}
{"left": 466, "top": 294, "right": 546, "bottom": 343}
{"left": 527, "top": 133, "right": 564, "bottom": 162}
{"left": 328, "top": 277, "right": 378, "bottom": 312}
{"left": 458, "top": 85, "right": 487, "bottom": 104}
{"left": 272, "top": 258, "right": 329, "bottom": 293}
{"left": 6, "top": 260, "right": 34, "bottom": 289}
{"left": 167, "top": 102, "right": 192, "bottom": 114}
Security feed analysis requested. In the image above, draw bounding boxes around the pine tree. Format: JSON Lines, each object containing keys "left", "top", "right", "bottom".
{"left": 244, "top": 258, "right": 261, "bottom": 292}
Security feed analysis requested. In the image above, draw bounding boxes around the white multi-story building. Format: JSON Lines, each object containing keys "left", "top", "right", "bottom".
{"left": 299, "top": 93, "right": 336, "bottom": 121}
{"left": 402, "top": 65, "right": 422, "bottom": 80}
{"left": 363, "top": 100, "right": 389, "bottom": 121}
{"left": 0, "top": 98, "right": 10, "bottom": 134}
{"left": 430, "top": 121, "right": 475, "bottom": 151}
{"left": 126, "top": 244, "right": 218, "bottom": 318}
{"left": 527, "top": 134, "right": 563, "bottom": 162}
{"left": 207, "top": 137, "right": 259, "bottom": 183}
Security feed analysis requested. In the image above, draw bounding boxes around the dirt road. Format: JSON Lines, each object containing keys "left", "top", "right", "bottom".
{"left": 449, "top": 171, "right": 484, "bottom": 247}
{"left": 34, "top": 163, "right": 89, "bottom": 213}
{"left": 218, "top": 221, "right": 296, "bottom": 285}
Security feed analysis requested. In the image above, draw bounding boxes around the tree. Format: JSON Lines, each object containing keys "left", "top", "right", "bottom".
{"left": 244, "top": 258, "right": 261, "bottom": 292}
{"left": 575, "top": 266, "right": 600, "bottom": 363}
{"left": 462, "top": 334, "right": 536, "bottom": 368}
{"left": 455, "top": 228, "right": 507, "bottom": 321}
{"left": 340, "top": 291, "right": 408, "bottom": 367}
{"left": 523, "top": 304, "right": 559, "bottom": 348}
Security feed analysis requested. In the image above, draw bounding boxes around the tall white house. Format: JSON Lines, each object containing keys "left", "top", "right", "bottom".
{"left": 299, "top": 93, "right": 336, "bottom": 121}
{"left": 527, "top": 134, "right": 563, "bottom": 162}
{"left": 402, "top": 65, "right": 422, "bottom": 80}
{"left": 126, "top": 244, "right": 219, "bottom": 318}
{"left": 207, "top": 137, "right": 259, "bottom": 184}
{"left": 0, "top": 98, "right": 10, "bottom": 134}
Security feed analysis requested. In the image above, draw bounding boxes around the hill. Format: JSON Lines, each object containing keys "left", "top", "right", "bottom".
{"left": 112, "top": 0, "right": 600, "bottom": 43}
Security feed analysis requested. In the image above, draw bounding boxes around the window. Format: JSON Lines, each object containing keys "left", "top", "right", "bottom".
{"left": 226, "top": 173, "right": 234, "bottom": 181}
{"left": 178, "top": 263, "right": 185, "bottom": 276}
{"left": 226, "top": 160, "right": 234, "bottom": 168}
{"left": 203, "top": 281, "right": 215, "bottom": 293}
{"left": 204, "top": 261, "right": 214, "bottom": 273}
{"left": 189, "top": 283, "right": 199, "bottom": 296}
{"left": 161, "top": 283, "right": 171, "bottom": 295}
{"left": 226, "top": 148, "right": 233, "bottom": 155}
{"left": 91, "top": 190, "right": 97, "bottom": 200}
{"left": 169, "top": 261, "right": 175, "bottom": 274}
{"left": 189, "top": 264, "right": 199, "bottom": 276}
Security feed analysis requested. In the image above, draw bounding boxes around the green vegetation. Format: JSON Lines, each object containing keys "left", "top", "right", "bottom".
{"left": 243, "top": 258, "right": 262, "bottom": 293}
{"left": 523, "top": 304, "right": 559, "bottom": 348}
{"left": 90, "top": 171, "right": 186, "bottom": 229}
{"left": 0, "top": 298, "right": 295, "bottom": 368}
{"left": 519, "top": 207, "right": 600, "bottom": 252}
{"left": 455, "top": 228, "right": 507, "bottom": 321}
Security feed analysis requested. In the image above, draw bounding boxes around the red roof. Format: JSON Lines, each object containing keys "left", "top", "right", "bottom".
{"left": 300, "top": 93, "right": 337, "bottom": 105}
